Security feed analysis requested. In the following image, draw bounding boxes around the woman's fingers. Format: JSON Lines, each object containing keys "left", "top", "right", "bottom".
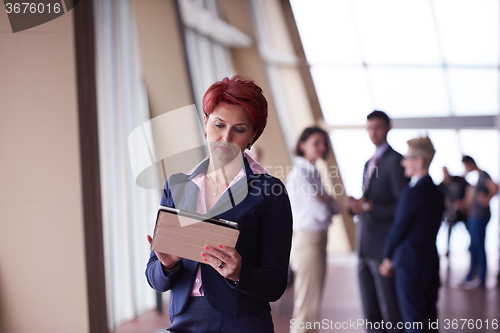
{"left": 202, "top": 245, "right": 241, "bottom": 266}
{"left": 201, "top": 245, "right": 241, "bottom": 281}
{"left": 217, "top": 245, "right": 238, "bottom": 258}
{"left": 202, "top": 251, "right": 225, "bottom": 268}
{"left": 147, "top": 234, "right": 182, "bottom": 268}
{"left": 207, "top": 245, "right": 240, "bottom": 261}
{"left": 202, "top": 246, "right": 230, "bottom": 268}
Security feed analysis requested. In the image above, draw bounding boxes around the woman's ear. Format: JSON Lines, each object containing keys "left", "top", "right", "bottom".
{"left": 203, "top": 113, "right": 209, "bottom": 138}
{"left": 204, "top": 113, "right": 209, "bottom": 130}
{"left": 298, "top": 141, "right": 305, "bottom": 155}
{"left": 250, "top": 130, "right": 257, "bottom": 145}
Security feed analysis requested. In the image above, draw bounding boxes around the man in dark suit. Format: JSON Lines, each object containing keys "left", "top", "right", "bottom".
{"left": 380, "top": 136, "right": 445, "bottom": 332}
{"left": 346, "top": 111, "right": 409, "bottom": 332}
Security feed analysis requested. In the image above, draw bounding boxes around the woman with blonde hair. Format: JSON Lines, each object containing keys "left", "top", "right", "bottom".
{"left": 380, "top": 136, "right": 444, "bottom": 332}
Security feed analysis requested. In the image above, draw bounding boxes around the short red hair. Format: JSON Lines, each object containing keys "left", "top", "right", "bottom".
{"left": 202, "top": 75, "right": 268, "bottom": 144}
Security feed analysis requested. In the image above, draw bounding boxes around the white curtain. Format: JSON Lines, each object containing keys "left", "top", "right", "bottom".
{"left": 179, "top": 0, "right": 248, "bottom": 109}
{"left": 93, "top": 0, "right": 159, "bottom": 329}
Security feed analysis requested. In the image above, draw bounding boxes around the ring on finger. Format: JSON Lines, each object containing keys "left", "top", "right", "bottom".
{"left": 218, "top": 261, "right": 225, "bottom": 269}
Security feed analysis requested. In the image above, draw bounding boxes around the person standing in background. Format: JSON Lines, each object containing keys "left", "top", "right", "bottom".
{"left": 438, "top": 166, "right": 469, "bottom": 257}
{"left": 380, "top": 136, "right": 445, "bottom": 333}
{"left": 345, "top": 111, "right": 409, "bottom": 333}
{"left": 462, "top": 155, "right": 499, "bottom": 288}
{"left": 287, "top": 127, "right": 340, "bottom": 333}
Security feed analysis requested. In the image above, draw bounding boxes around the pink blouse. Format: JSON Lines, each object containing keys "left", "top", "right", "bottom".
{"left": 189, "top": 164, "right": 247, "bottom": 296}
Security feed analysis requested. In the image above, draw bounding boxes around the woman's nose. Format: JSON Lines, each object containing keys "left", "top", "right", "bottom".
{"left": 222, "top": 128, "right": 232, "bottom": 142}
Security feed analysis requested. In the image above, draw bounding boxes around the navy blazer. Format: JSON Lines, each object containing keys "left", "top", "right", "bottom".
{"left": 358, "top": 146, "right": 409, "bottom": 260}
{"left": 383, "top": 176, "right": 445, "bottom": 274}
{"left": 146, "top": 156, "right": 293, "bottom": 317}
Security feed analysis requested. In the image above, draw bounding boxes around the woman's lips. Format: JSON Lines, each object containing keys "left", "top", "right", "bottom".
{"left": 217, "top": 145, "right": 231, "bottom": 153}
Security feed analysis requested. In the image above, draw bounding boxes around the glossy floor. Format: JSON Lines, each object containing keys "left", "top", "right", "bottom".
{"left": 112, "top": 252, "right": 499, "bottom": 333}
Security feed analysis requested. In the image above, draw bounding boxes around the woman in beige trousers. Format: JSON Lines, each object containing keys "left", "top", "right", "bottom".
{"left": 287, "top": 127, "right": 339, "bottom": 333}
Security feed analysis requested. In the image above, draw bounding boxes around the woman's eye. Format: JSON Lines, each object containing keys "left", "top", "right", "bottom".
{"left": 215, "top": 122, "right": 224, "bottom": 128}
{"left": 235, "top": 127, "right": 246, "bottom": 133}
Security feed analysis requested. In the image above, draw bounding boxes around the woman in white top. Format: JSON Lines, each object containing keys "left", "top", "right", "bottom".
{"left": 287, "top": 127, "right": 339, "bottom": 333}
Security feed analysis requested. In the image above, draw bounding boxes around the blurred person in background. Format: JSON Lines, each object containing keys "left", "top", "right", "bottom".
{"left": 345, "top": 110, "right": 409, "bottom": 333}
{"left": 287, "top": 126, "right": 340, "bottom": 333}
{"left": 438, "top": 166, "right": 469, "bottom": 257}
{"left": 461, "top": 155, "right": 499, "bottom": 289}
{"left": 380, "top": 136, "right": 444, "bottom": 333}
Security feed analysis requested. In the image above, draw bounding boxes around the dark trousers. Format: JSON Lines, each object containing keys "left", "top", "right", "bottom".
{"left": 168, "top": 297, "right": 274, "bottom": 333}
{"left": 358, "top": 258, "right": 403, "bottom": 333}
{"left": 394, "top": 269, "right": 439, "bottom": 333}
{"left": 466, "top": 216, "right": 490, "bottom": 284}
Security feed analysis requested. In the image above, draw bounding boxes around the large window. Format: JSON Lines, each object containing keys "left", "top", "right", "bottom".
{"left": 291, "top": 0, "right": 500, "bottom": 253}
{"left": 291, "top": 0, "right": 499, "bottom": 125}
{"left": 178, "top": 0, "right": 251, "bottom": 112}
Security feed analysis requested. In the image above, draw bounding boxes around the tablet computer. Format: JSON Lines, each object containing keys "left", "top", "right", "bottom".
{"left": 151, "top": 206, "right": 240, "bottom": 263}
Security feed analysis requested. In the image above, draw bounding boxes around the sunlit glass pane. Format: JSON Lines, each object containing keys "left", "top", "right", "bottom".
{"left": 290, "top": 0, "right": 363, "bottom": 65}
{"left": 369, "top": 67, "right": 451, "bottom": 117}
{"left": 311, "top": 66, "right": 373, "bottom": 126}
{"left": 352, "top": 0, "right": 441, "bottom": 65}
{"left": 447, "top": 68, "right": 499, "bottom": 116}
{"left": 433, "top": 0, "right": 499, "bottom": 66}
{"left": 389, "top": 129, "right": 463, "bottom": 183}
{"left": 330, "top": 129, "right": 372, "bottom": 198}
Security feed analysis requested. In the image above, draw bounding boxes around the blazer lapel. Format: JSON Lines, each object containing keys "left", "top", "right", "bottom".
{"left": 365, "top": 146, "right": 393, "bottom": 194}
{"left": 168, "top": 159, "right": 209, "bottom": 212}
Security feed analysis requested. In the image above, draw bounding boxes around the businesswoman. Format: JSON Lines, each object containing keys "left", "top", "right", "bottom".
{"left": 145, "top": 75, "right": 293, "bottom": 333}
{"left": 287, "top": 127, "right": 339, "bottom": 333}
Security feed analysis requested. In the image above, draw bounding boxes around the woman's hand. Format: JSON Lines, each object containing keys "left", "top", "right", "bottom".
{"left": 147, "top": 235, "right": 182, "bottom": 270}
{"left": 201, "top": 245, "right": 241, "bottom": 282}
{"left": 379, "top": 258, "right": 394, "bottom": 278}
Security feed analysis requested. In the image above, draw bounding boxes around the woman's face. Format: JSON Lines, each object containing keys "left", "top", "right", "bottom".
{"left": 401, "top": 147, "right": 422, "bottom": 178}
{"left": 204, "top": 102, "right": 255, "bottom": 163}
{"left": 300, "top": 133, "right": 327, "bottom": 162}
